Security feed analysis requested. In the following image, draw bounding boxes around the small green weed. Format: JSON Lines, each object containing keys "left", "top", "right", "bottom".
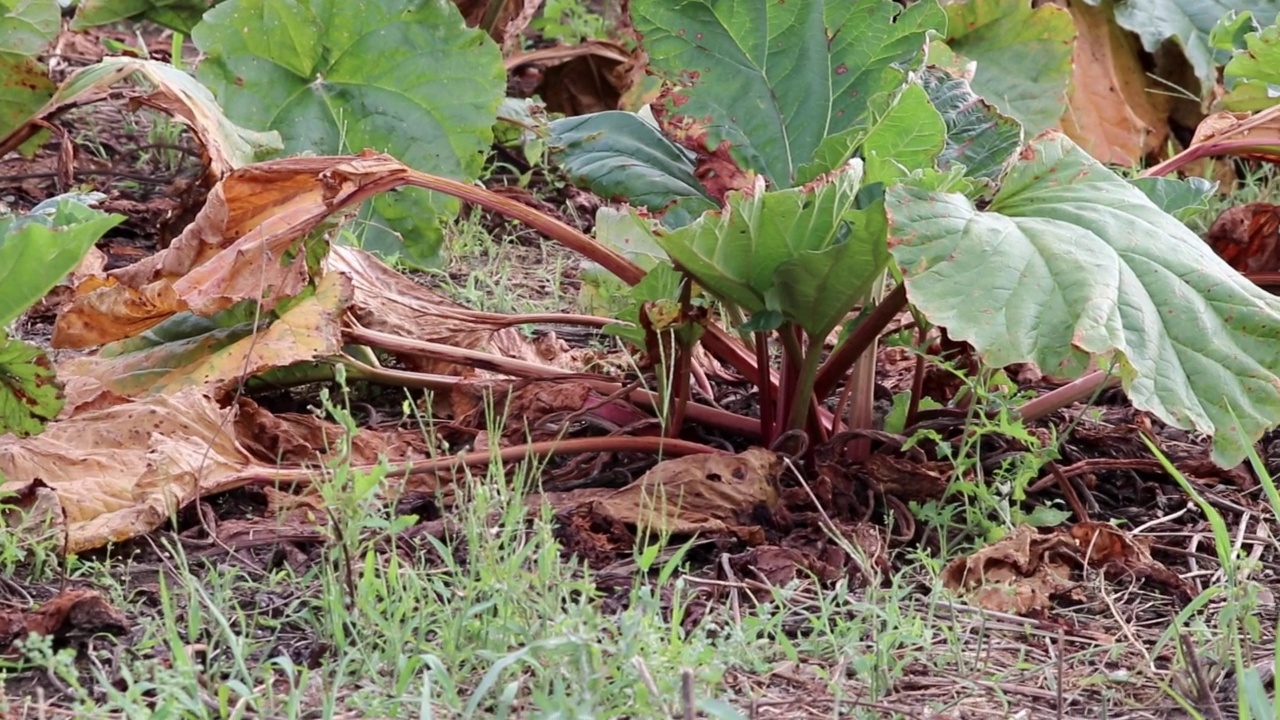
{"left": 531, "top": 0, "right": 610, "bottom": 45}
{"left": 908, "top": 362, "right": 1070, "bottom": 553}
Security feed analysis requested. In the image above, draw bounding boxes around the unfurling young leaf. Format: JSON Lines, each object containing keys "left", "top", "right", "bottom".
{"left": 653, "top": 162, "right": 888, "bottom": 339}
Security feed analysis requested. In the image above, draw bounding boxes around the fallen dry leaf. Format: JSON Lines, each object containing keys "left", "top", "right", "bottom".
{"left": 57, "top": 270, "right": 350, "bottom": 403}
{"left": 0, "top": 388, "right": 260, "bottom": 552}
{"left": 1069, "top": 521, "right": 1192, "bottom": 602}
{"left": 454, "top": 0, "right": 540, "bottom": 51}
{"left": 861, "top": 452, "right": 952, "bottom": 503}
{"left": 329, "top": 244, "right": 610, "bottom": 376}
{"left": 1059, "top": 0, "right": 1168, "bottom": 164}
{"left": 507, "top": 40, "right": 644, "bottom": 115}
{"left": 1207, "top": 202, "right": 1280, "bottom": 273}
{"left": 453, "top": 378, "right": 651, "bottom": 447}
{"left": 537, "top": 447, "right": 783, "bottom": 543}
{"left": 730, "top": 521, "right": 888, "bottom": 587}
{"left": 941, "top": 525, "right": 1079, "bottom": 614}
{"left": 732, "top": 545, "right": 842, "bottom": 585}
{"left": 0, "top": 382, "right": 440, "bottom": 553}
{"left": 232, "top": 396, "right": 433, "bottom": 469}
{"left": 55, "top": 155, "right": 410, "bottom": 348}
{"left": 944, "top": 522, "right": 1193, "bottom": 614}
{"left": 0, "top": 589, "right": 129, "bottom": 656}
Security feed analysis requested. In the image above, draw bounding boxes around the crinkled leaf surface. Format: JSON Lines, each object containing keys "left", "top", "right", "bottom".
{"left": 631, "top": 0, "right": 945, "bottom": 187}
{"left": 1220, "top": 17, "right": 1280, "bottom": 111}
{"left": 1100, "top": 0, "right": 1278, "bottom": 94}
{"left": 60, "top": 273, "right": 347, "bottom": 397}
{"left": 0, "top": 194, "right": 123, "bottom": 328}
{"left": 774, "top": 200, "right": 889, "bottom": 337}
{"left": 193, "top": 0, "right": 505, "bottom": 265}
{"left": 549, "top": 111, "right": 715, "bottom": 214}
{"left": 887, "top": 132, "right": 1280, "bottom": 467}
{"left": 943, "top": 0, "right": 1075, "bottom": 135}
{"left": 655, "top": 162, "right": 885, "bottom": 336}
{"left": 920, "top": 68, "right": 1022, "bottom": 181}
{"left": 603, "top": 263, "right": 686, "bottom": 347}
{"left": 0, "top": 333, "right": 62, "bottom": 437}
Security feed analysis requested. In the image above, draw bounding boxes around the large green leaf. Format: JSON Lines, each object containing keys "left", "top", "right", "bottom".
{"left": 886, "top": 132, "right": 1280, "bottom": 467}
{"left": 548, "top": 111, "right": 716, "bottom": 215}
{"left": 631, "top": 0, "right": 945, "bottom": 188}
{"left": 943, "top": 0, "right": 1075, "bottom": 136}
{"left": 0, "top": 0, "right": 58, "bottom": 58}
{"left": 1097, "top": 0, "right": 1279, "bottom": 94}
{"left": 920, "top": 67, "right": 1023, "bottom": 181}
{"left": 192, "top": 0, "right": 505, "bottom": 266}
{"left": 0, "top": 0, "right": 57, "bottom": 144}
{"left": 0, "top": 194, "right": 123, "bottom": 328}
{"left": 654, "top": 162, "right": 886, "bottom": 337}
{"left": 861, "top": 83, "right": 947, "bottom": 184}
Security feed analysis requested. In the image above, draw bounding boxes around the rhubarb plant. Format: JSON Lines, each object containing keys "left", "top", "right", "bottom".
{"left": 548, "top": 0, "right": 1280, "bottom": 467}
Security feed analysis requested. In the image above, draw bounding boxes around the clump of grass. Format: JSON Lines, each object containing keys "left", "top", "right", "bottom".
{"left": 1146, "top": 430, "right": 1280, "bottom": 719}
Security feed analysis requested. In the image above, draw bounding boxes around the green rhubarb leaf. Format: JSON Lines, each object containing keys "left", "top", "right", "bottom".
{"left": 580, "top": 206, "right": 671, "bottom": 318}
{"left": 1101, "top": 0, "right": 1278, "bottom": 96}
{"left": 1219, "top": 14, "right": 1280, "bottom": 111}
{"left": 0, "top": 331, "right": 62, "bottom": 437}
{"left": 0, "top": 193, "right": 123, "bottom": 328}
{"left": 0, "top": 54, "right": 53, "bottom": 141}
{"left": 861, "top": 83, "right": 947, "bottom": 184}
{"left": 0, "top": 0, "right": 59, "bottom": 59}
{"left": 943, "top": 0, "right": 1075, "bottom": 135}
{"left": 774, "top": 199, "right": 889, "bottom": 337}
{"left": 920, "top": 67, "right": 1023, "bottom": 181}
{"left": 1130, "top": 176, "right": 1216, "bottom": 222}
{"left": 549, "top": 111, "right": 716, "bottom": 215}
{"left": 1209, "top": 10, "right": 1261, "bottom": 52}
{"left": 0, "top": 0, "right": 57, "bottom": 144}
{"left": 72, "top": 0, "right": 210, "bottom": 33}
{"left": 631, "top": 0, "right": 945, "bottom": 188}
{"left": 193, "top": 0, "right": 506, "bottom": 266}
{"left": 603, "top": 263, "right": 687, "bottom": 348}
{"left": 886, "top": 132, "right": 1280, "bottom": 467}
{"left": 654, "top": 161, "right": 887, "bottom": 337}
